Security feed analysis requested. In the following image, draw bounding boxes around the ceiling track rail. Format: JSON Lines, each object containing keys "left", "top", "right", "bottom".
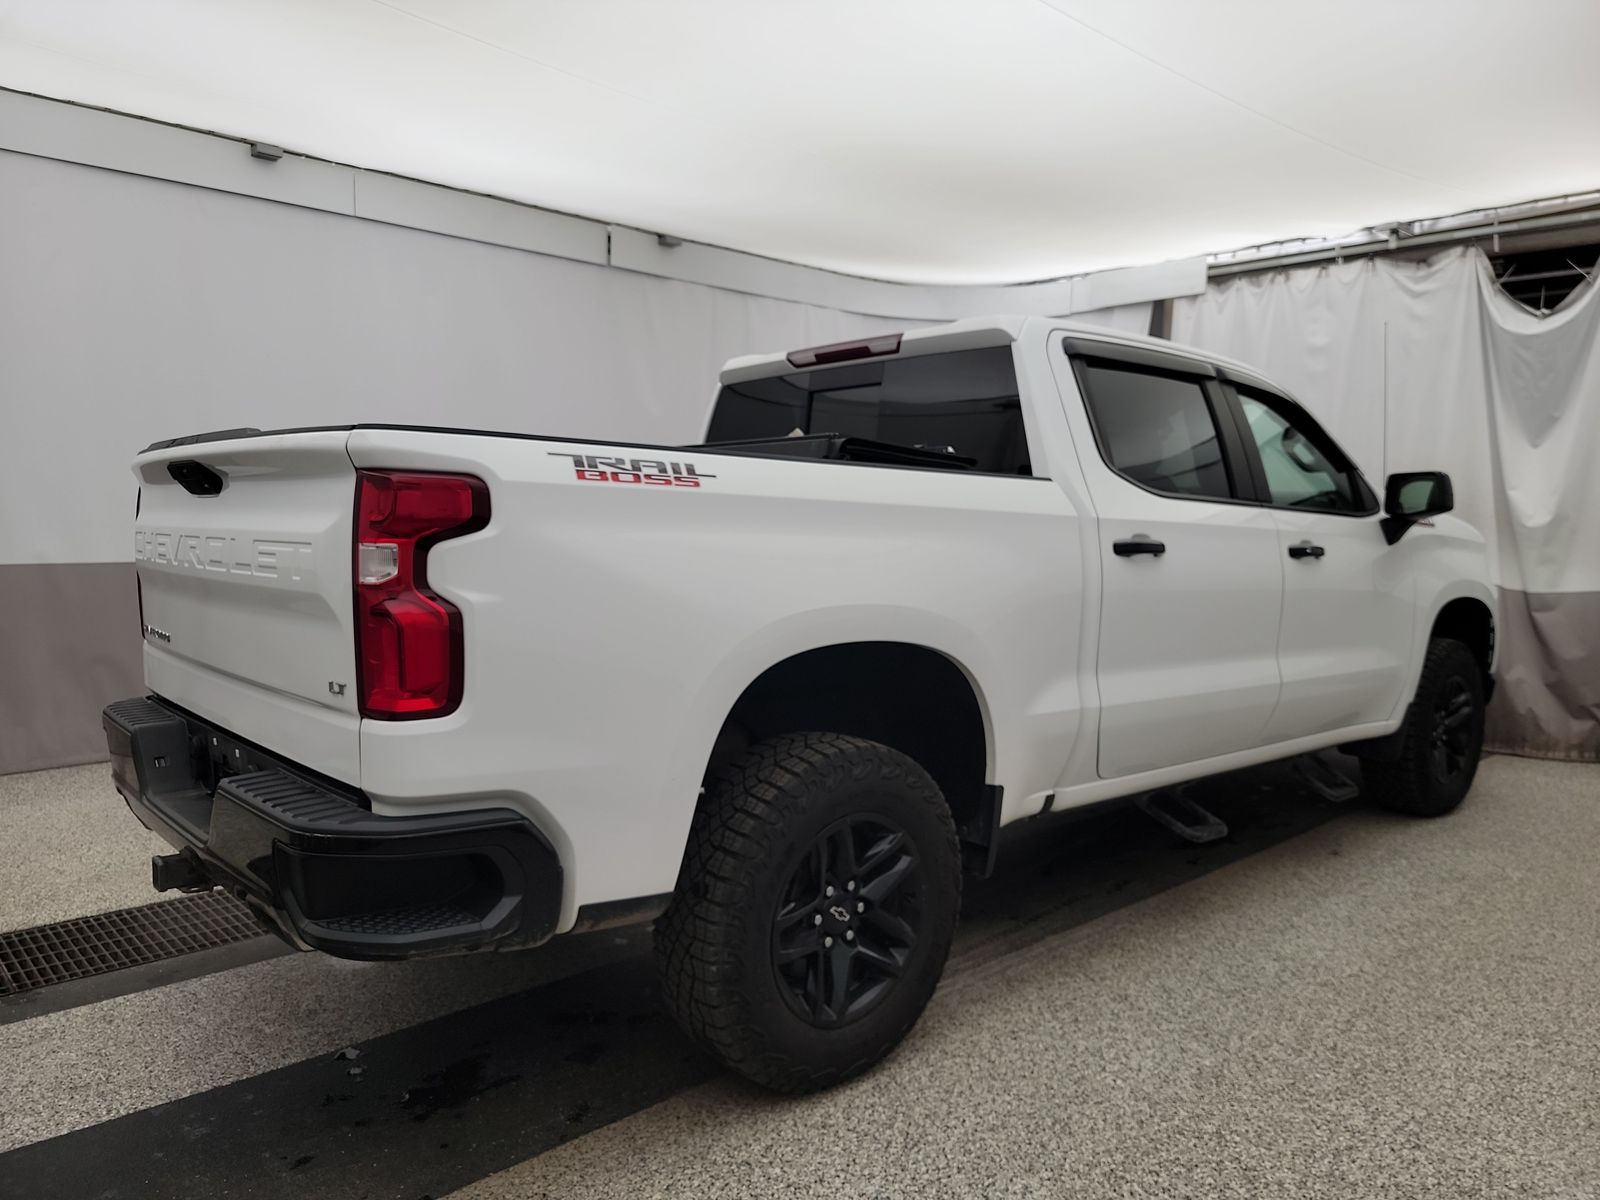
{"left": 1209, "top": 208, "right": 1600, "bottom": 278}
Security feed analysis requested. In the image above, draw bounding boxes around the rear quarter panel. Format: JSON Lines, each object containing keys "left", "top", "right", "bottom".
{"left": 346, "top": 428, "right": 1085, "bottom": 926}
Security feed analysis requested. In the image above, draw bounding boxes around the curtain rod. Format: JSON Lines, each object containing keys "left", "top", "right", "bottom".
{"left": 1208, "top": 206, "right": 1600, "bottom": 278}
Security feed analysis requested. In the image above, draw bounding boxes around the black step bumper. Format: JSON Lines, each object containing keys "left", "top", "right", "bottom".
{"left": 102, "top": 696, "right": 563, "bottom": 960}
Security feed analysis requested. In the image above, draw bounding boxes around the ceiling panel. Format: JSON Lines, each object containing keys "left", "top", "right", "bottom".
{"left": 2, "top": 0, "right": 1596, "bottom": 283}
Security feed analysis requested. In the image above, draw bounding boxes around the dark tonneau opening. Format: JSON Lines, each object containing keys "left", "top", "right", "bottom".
{"left": 687, "top": 432, "right": 977, "bottom": 471}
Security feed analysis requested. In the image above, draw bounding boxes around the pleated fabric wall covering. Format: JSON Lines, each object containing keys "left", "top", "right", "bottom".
{"left": 1175, "top": 248, "right": 1600, "bottom": 759}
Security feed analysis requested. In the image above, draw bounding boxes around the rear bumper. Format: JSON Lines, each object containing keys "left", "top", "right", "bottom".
{"left": 102, "top": 696, "right": 563, "bottom": 960}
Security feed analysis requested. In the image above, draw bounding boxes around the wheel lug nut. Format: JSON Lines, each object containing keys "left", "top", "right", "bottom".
{"left": 844, "top": 930, "right": 854, "bottom": 942}
{"left": 813, "top": 914, "right": 823, "bottom": 926}
{"left": 824, "top": 936, "right": 833, "bottom": 947}
{"left": 856, "top": 902, "right": 865, "bottom": 912}
{"left": 846, "top": 881, "right": 856, "bottom": 892}
{"left": 825, "top": 885, "right": 834, "bottom": 897}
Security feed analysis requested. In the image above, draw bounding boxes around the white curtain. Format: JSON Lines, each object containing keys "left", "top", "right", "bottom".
{"left": 1174, "top": 247, "right": 1600, "bottom": 758}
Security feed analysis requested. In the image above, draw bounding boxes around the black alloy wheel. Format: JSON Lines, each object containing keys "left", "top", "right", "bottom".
{"left": 1430, "top": 674, "right": 1476, "bottom": 785}
{"left": 772, "top": 815, "right": 922, "bottom": 1028}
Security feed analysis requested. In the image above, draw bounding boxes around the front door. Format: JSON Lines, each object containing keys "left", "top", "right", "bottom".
{"left": 1229, "top": 386, "right": 1414, "bottom": 741}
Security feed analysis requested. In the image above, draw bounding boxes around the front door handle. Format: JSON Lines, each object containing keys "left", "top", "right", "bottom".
{"left": 1113, "top": 535, "right": 1166, "bottom": 558}
{"left": 1288, "top": 540, "right": 1325, "bottom": 560}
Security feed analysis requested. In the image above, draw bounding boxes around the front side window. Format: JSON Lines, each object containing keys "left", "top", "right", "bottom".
{"left": 706, "top": 346, "right": 1030, "bottom": 475}
{"left": 1236, "top": 389, "right": 1362, "bottom": 512}
{"left": 1078, "top": 362, "right": 1232, "bottom": 501}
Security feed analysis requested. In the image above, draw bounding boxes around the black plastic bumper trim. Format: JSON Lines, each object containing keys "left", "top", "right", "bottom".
{"left": 102, "top": 695, "right": 563, "bottom": 960}
{"left": 958, "top": 784, "right": 1004, "bottom": 878}
{"left": 570, "top": 892, "right": 673, "bottom": 934}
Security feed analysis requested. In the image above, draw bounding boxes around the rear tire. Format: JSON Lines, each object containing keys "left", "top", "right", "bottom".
{"left": 1362, "top": 637, "right": 1485, "bottom": 817}
{"left": 655, "top": 732, "right": 961, "bottom": 1093}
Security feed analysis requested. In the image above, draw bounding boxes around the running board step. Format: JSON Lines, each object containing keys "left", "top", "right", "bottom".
{"left": 1294, "top": 754, "right": 1361, "bottom": 803}
{"left": 1135, "top": 788, "right": 1228, "bottom": 844}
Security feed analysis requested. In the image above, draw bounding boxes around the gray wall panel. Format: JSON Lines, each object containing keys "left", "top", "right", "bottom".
{"left": 0, "top": 148, "right": 906, "bottom": 567}
{"left": 1, "top": 563, "right": 141, "bottom": 775}
{"left": 1487, "top": 589, "right": 1600, "bottom": 761}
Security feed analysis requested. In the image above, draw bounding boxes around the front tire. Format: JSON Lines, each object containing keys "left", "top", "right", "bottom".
{"left": 655, "top": 732, "right": 961, "bottom": 1093}
{"left": 1362, "top": 637, "right": 1485, "bottom": 817}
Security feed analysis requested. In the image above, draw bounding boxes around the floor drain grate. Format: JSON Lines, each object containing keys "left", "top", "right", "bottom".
{"left": 0, "top": 892, "right": 266, "bottom": 996}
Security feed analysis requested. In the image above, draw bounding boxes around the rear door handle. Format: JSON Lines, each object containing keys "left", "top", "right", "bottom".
{"left": 1113, "top": 535, "right": 1166, "bottom": 558}
{"left": 1288, "top": 540, "right": 1325, "bottom": 560}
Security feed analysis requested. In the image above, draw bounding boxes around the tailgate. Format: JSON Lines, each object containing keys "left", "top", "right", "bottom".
{"left": 133, "top": 431, "right": 361, "bottom": 784}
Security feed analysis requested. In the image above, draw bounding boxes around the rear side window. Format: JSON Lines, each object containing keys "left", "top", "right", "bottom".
{"left": 706, "top": 347, "right": 1031, "bottom": 475}
{"left": 1077, "top": 362, "right": 1232, "bottom": 501}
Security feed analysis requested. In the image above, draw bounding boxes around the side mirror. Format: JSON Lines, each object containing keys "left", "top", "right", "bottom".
{"left": 1381, "top": 471, "right": 1453, "bottom": 544}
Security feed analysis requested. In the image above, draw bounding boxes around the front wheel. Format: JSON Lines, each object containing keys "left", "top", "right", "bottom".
{"left": 655, "top": 732, "right": 961, "bottom": 1093}
{"left": 1362, "top": 637, "right": 1486, "bottom": 817}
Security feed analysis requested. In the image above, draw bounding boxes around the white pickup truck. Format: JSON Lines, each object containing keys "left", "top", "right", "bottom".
{"left": 105, "top": 316, "right": 1495, "bottom": 1091}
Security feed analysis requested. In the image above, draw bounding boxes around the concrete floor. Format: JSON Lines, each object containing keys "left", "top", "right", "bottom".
{"left": 0, "top": 762, "right": 169, "bottom": 931}
{"left": 1, "top": 754, "right": 1596, "bottom": 1199}
{"left": 456, "top": 754, "right": 1600, "bottom": 1200}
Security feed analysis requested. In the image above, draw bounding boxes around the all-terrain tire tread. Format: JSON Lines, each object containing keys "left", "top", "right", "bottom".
{"left": 655, "top": 732, "right": 959, "bottom": 1093}
{"left": 1362, "top": 637, "right": 1484, "bottom": 817}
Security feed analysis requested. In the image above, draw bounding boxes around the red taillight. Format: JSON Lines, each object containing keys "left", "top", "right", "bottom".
{"left": 353, "top": 470, "right": 489, "bottom": 720}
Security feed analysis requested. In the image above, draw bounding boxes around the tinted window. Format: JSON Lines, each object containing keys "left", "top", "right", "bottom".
{"left": 706, "top": 347, "right": 1030, "bottom": 475}
{"left": 1236, "top": 390, "right": 1362, "bottom": 512}
{"left": 1079, "top": 362, "right": 1232, "bottom": 500}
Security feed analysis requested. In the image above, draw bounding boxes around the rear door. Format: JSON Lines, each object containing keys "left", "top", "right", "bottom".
{"left": 1056, "top": 339, "right": 1284, "bottom": 779}
{"left": 133, "top": 431, "right": 361, "bottom": 783}
{"left": 1224, "top": 382, "right": 1414, "bottom": 740}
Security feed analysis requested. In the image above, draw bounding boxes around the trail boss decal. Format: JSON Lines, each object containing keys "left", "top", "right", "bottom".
{"left": 549, "top": 452, "right": 716, "bottom": 488}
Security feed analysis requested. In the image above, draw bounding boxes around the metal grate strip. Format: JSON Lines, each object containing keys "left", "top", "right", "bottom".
{"left": 0, "top": 892, "right": 266, "bottom": 995}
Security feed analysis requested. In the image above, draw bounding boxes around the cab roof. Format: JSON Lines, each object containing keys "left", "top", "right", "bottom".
{"left": 717, "top": 315, "right": 1270, "bottom": 387}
